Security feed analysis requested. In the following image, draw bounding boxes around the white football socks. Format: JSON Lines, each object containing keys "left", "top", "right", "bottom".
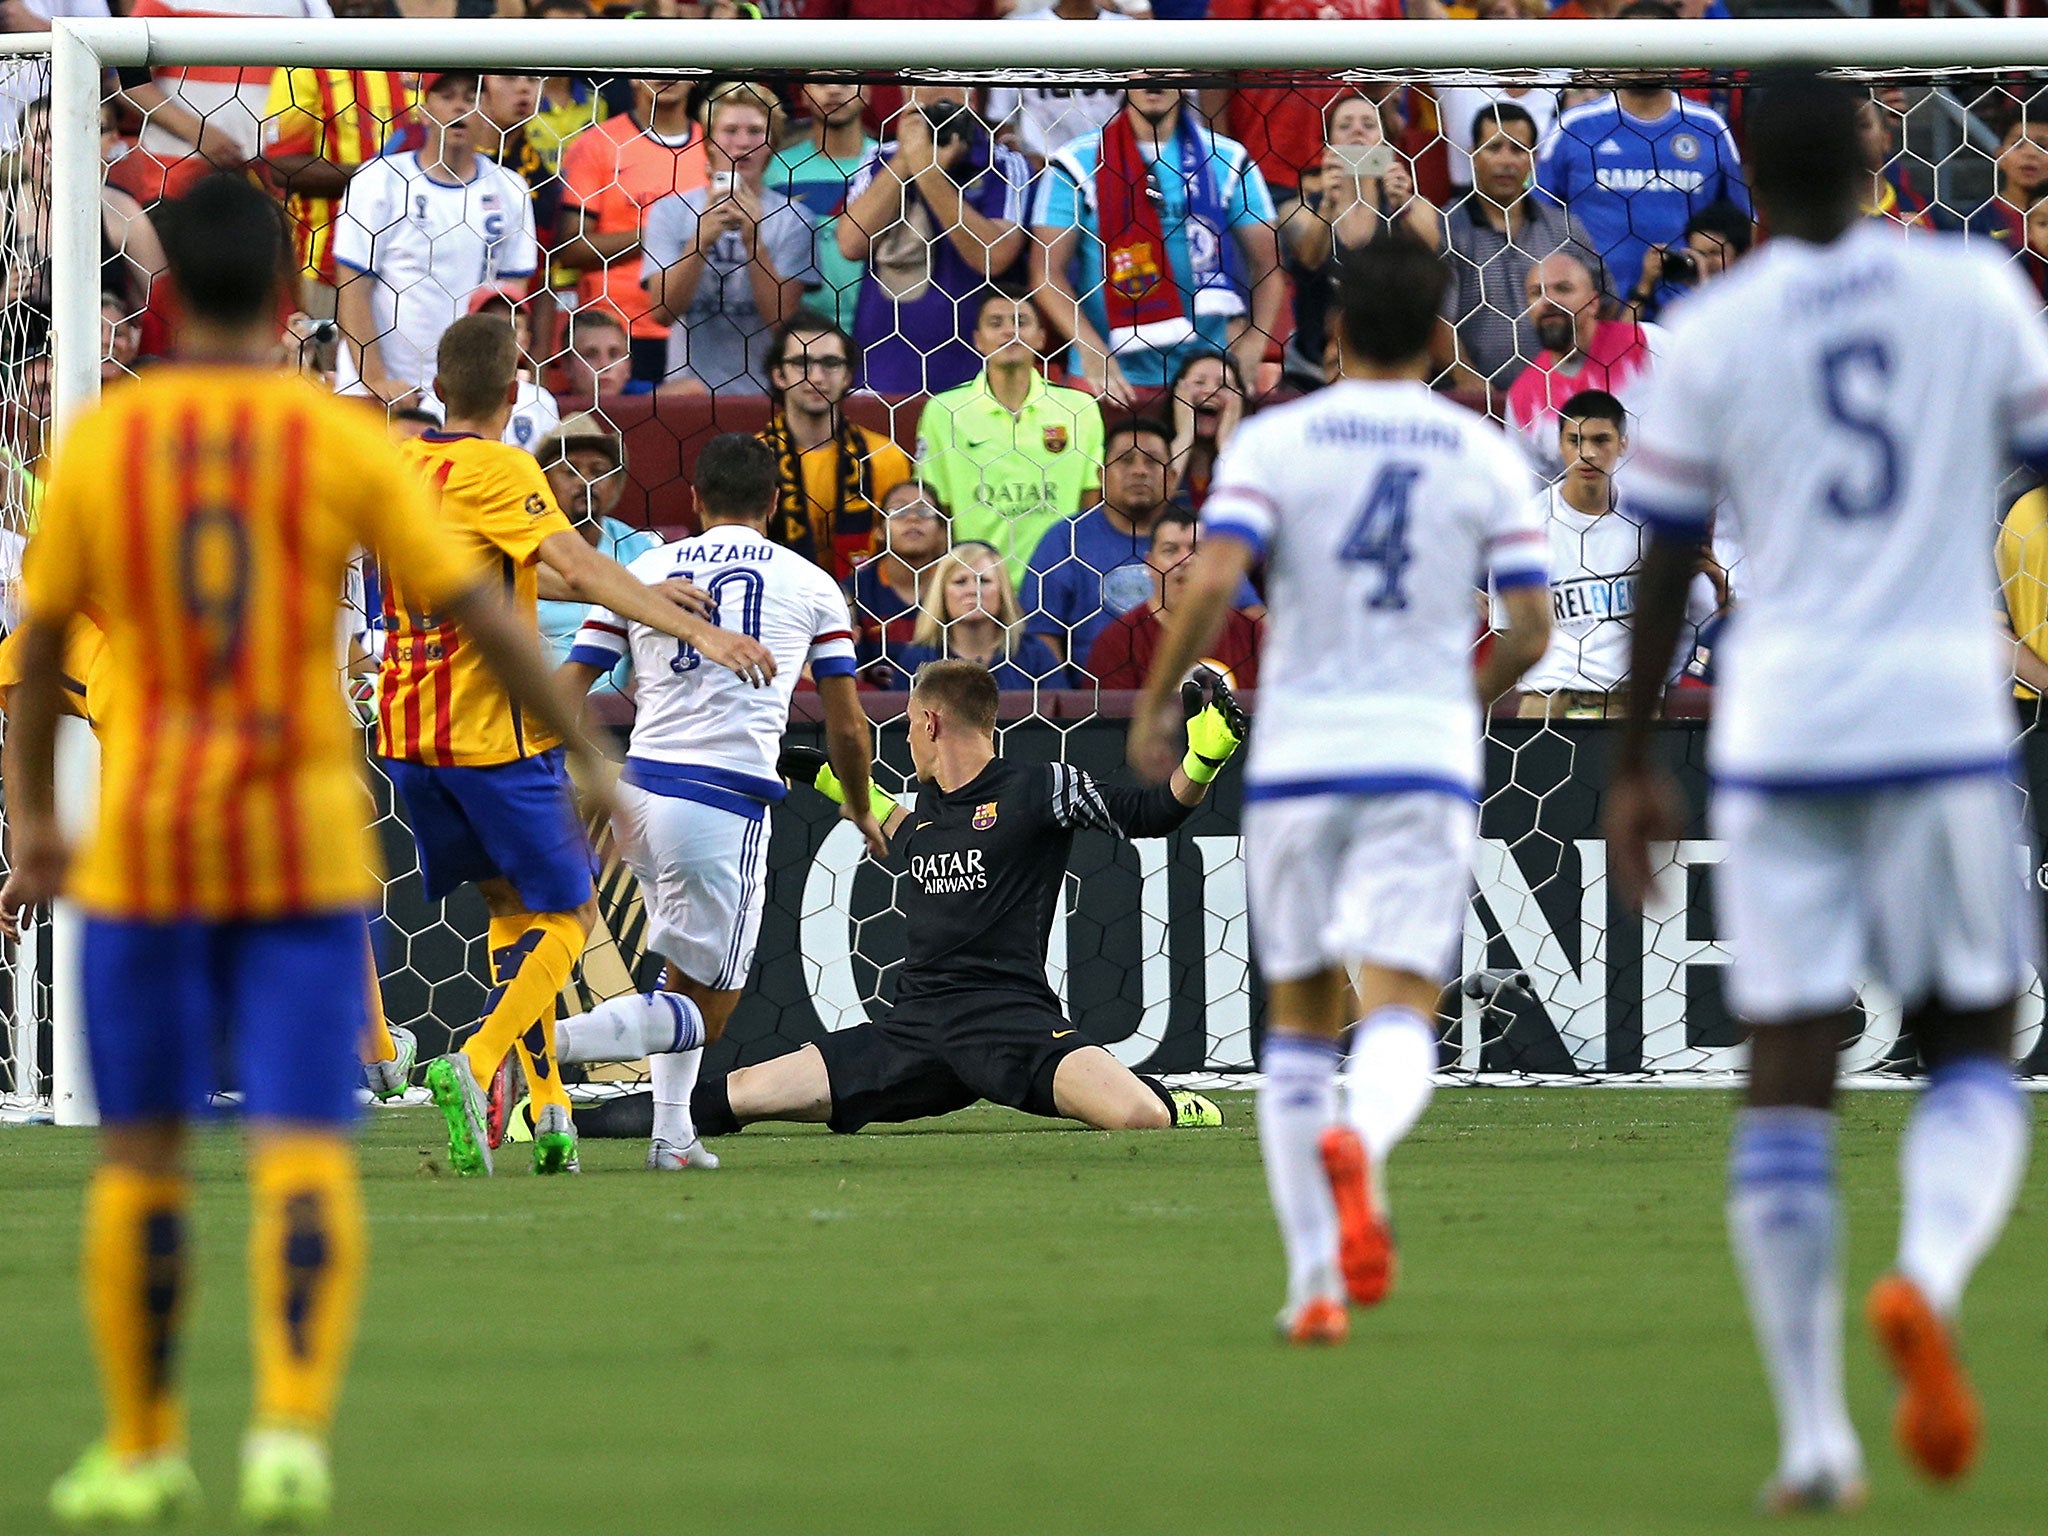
{"left": 1897, "top": 1056, "right": 2030, "bottom": 1317}
{"left": 553, "top": 991, "right": 705, "bottom": 1065}
{"left": 1727, "top": 1107, "right": 1861, "bottom": 1487}
{"left": 1342, "top": 1004, "right": 1437, "bottom": 1210}
{"left": 650, "top": 1047, "right": 706, "bottom": 1150}
{"left": 1258, "top": 1033, "right": 1342, "bottom": 1312}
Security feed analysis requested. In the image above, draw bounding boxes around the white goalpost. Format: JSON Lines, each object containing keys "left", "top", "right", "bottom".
{"left": 15, "top": 17, "right": 2048, "bottom": 1119}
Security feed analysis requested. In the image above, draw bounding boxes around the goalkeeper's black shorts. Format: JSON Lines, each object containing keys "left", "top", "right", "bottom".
{"left": 815, "top": 995, "right": 1095, "bottom": 1133}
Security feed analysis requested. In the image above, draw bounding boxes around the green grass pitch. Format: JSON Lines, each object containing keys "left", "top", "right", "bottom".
{"left": 2, "top": 1090, "right": 2043, "bottom": 1535}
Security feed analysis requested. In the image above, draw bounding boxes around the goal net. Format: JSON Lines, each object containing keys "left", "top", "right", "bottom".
{"left": 9, "top": 20, "right": 2048, "bottom": 1117}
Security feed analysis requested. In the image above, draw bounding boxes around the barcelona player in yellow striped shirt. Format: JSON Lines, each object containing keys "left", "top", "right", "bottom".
{"left": 376, "top": 313, "right": 775, "bottom": 1179}
{"left": 4, "top": 176, "right": 605, "bottom": 1531}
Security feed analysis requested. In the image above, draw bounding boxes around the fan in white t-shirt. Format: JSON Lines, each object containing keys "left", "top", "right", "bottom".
{"left": 1501, "top": 387, "right": 1719, "bottom": 715}
{"left": 986, "top": 0, "right": 1146, "bottom": 167}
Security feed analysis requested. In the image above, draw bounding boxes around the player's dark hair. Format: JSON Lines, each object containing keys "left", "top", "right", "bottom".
{"left": 1558, "top": 388, "right": 1627, "bottom": 435}
{"left": 1105, "top": 415, "right": 1174, "bottom": 456}
{"left": 769, "top": 315, "right": 852, "bottom": 372}
{"left": 436, "top": 314, "right": 519, "bottom": 419}
{"left": 156, "top": 173, "right": 290, "bottom": 328}
{"left": 1471, "top": 101, "right": 1537, "bottom": 146}
{"left": 695, "top": 432, "right": 778, "bottom": 521}
{"left": 1336, "top": 235, "right": 1449, "bottom": 367}
{"left": 910, "top": 657, "right": 999, "bottom": 735}
{"left": 1618, "top": 0, "right": 1676, "bottom": 17}
{"left": 1684, "top": 199, "right": 1755, "bottom": 257}
{"left": 1746, "top": 69, "right": 1865, "bottom": 220}
{"left": 1150, "top": 505, "right": 1200, "bottom": 545}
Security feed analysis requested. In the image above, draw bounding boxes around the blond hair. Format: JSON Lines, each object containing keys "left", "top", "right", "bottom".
{"left": 701, "top": 80, "right": 785, "bottom": 140}
{"left": 911, "top": 542, "right": 1024, "bottom": 654}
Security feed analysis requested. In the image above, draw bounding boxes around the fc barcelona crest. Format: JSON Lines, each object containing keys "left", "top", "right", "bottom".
{"left": 1042, "top": 424, "right": 1069, "bottom": 454}
{"left": 972, "top": 801, "right": 999, "bottom": 830}
{"left": 1108, "top": 243, "right": 1163, "bottom": 301}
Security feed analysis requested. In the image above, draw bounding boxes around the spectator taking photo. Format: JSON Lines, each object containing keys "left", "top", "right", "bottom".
{"left": 839, "top": 86, "right": 1032, "bottom": 396}
{"left": 641, "top": 82, "right": 817, "bottom": 394}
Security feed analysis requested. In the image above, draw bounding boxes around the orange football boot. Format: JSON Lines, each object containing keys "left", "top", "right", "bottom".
{"left": 1867, "top": 1273, "right": 1982, "bottom": 1483}
{"left": 1284, "top": 1296, "right": 1349, "bottom": 1346}
{"left": 1320, "top": 1126, "right": 1396, "bottom": 1306}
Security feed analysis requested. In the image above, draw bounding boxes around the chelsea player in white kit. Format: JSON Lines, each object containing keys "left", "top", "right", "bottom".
{"left": 1131, "top": 240, "right": 1555, "bottom": 1344}
{"left": 1610, "top": 73, "right": 2048, "bottom": 1511}
{"left": 550, "top": 435, "right": 890, "bottom": 1169}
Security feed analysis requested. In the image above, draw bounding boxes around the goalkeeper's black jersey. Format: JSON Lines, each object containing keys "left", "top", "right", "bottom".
{"left": 892, "top": 756, "right": 1192, "bottom": 1009}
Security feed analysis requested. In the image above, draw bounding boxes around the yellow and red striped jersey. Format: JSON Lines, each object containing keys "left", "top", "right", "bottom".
{"left": 264, "top": 67, "right": 417, "bottom": 286}
{"left": 21, "top": 368, "right": 480, "bottom": 922}
{"left": 0, "top": 613, "right": 114, "bottom": 727}
{"left": 376, "top": 431, "right": 574, "bottom": 768}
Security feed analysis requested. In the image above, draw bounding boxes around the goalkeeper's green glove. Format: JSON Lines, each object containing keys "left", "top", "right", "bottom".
{"left": 1178, "top": 665, "right": 1249, "bottom": 786}
{"left": 777, "top": 744, "right": 902, "bottom": 821}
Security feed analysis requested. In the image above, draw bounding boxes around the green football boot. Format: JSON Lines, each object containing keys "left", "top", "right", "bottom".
{"left": 424, "top": 1054, "right": 493, "bottom": 1176}
{"left": 531, "top": 1102, "right": 579, "bottom": 1176}
{"left": 1168, "top": 1089, "right": 1223, "bottom": 1128}
{"left": 238, "top": 1427, "right": 331, "bottom": 1530}
{"left": 50, "top": 1442, "right": 200, "bottom": 1528}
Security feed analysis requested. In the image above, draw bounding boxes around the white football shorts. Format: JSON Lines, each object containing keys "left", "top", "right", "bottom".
{"left": 1713, "top": 773, "right": 2035, "bottom": 1022}
{"left": 614, "top": 780, "right": 773, "bottom": 992}
{"left": 1244, "top": 790, "right": 1479, "bottom": 985}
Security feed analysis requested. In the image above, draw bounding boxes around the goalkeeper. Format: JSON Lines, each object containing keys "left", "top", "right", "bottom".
{"left": 696, "top": 657, "right": 1245, "bottom": 1137}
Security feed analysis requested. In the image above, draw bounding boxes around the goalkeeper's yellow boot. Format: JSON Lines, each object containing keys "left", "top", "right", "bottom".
{"left": 1869, "top": 1273, "right": 1982, "bottom": 1483}
{"left": 531, "top": 1102, "right": 580, "bottom": 1176}
{"left": 424, "top": 1055, "right": 493, "bottom": 1177}
{"left": 1167, "top": 1089, "right": 1222, "bottom": 1128}
{"left": 50, "top": 1443, "right": 200, "bottom": 1528}
{"left": 1320, "top": 1126, "right": 1396, "bottom": 1308}
{"left": 238, "top": 1427, "right": 330, "bottom": 1530}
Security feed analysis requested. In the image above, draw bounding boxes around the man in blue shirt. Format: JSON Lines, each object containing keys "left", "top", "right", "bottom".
{"left": 1030, "top": 86, "right": 1284, "bottom": 399}
{"left": 534, "top": 413, "right": 662, "bottom": 697}
{"left": 1024, "top": 415, "right": 1261, "bottom": 674}
{"left": 1538, "top": 61, "right": 1750, "bottom": 305}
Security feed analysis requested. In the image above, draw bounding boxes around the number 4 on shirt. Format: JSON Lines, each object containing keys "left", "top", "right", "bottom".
{"left": 1338, "top": 461, "right": 1422, "bottom": 610}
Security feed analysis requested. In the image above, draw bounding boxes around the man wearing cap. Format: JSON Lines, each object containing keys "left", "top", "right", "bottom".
{"left": 333, "top": 70, "right": 540, "bottom": 405}
{"left": 535, "top": 412, "right": 662, "bottom": 696}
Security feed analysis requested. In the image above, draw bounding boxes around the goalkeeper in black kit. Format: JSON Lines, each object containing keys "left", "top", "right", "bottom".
{"left": 691, "top": 657, "right": 1245, "bottom": 1137}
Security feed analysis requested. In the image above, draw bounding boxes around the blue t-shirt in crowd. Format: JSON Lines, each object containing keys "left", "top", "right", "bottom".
{"left": 1032, "top": 120, "right": 1276, "bottom": 389}
{"left": 884, "top": 634, "right": 1068, "bottom": 692}
{"left": 538, "top": 517, "right": 663, "bottom": 695}
{"left": 1536, "top": 95, "right": 1749, "bottom": 303}
{"left": 1023, "top": 505, "right": 1262, "bottom": 669}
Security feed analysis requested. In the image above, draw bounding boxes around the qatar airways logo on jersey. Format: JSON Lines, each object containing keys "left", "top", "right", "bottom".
{"left": 1594, "top": 167, "right": 1708, "bottom": 195}
{"left": 911, "top": 848, "right": 987, "bottom": 894}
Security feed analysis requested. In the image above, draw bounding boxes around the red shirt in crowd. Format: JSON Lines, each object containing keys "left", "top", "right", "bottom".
{"left": 1085, "top": 605, "right": 1264, "bottom": 690}
{"left": 1207, "top": 0, "right": 1405, "bottom": 196}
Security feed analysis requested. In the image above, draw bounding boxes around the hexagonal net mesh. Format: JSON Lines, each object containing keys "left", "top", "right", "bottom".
{"left": 9, "top": 52, "right": 2048, "bottom": 1116}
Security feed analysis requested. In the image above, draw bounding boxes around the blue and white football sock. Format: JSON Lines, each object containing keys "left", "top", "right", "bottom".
{"left": 1727, "top": 1107, "right": 1861, "bottom": 1485}
{"left": 1258, "top": 1033, "right": 1343, "bottom": 1311}
{"left": 553, "top": 991, "right": 705, "bottom": 1065}
{"left": 1897, "top": 1056, "right": 2030, "bottom": 1317}
{"left": 1342, "top": 1004, "right": 1437, "bottom": 1210}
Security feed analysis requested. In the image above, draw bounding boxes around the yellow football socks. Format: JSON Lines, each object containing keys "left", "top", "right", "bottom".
{"left": 82, "top": 1165, "right": 190, "bottom": 1460}
{"left": 248, "top": 1134, "right": 364, "bottom": 1434}
{"left": 462, "top": 912, "right": 582, "bottom": 1118}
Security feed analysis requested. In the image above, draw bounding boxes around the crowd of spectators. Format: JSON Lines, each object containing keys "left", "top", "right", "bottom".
{"left": 5, "top": 0, "right": 2047, "bottom": 711}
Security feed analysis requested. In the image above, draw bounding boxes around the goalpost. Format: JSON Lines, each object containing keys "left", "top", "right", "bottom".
{"left": 12, "top": 16, "right": 2048, "bottom": 1119}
